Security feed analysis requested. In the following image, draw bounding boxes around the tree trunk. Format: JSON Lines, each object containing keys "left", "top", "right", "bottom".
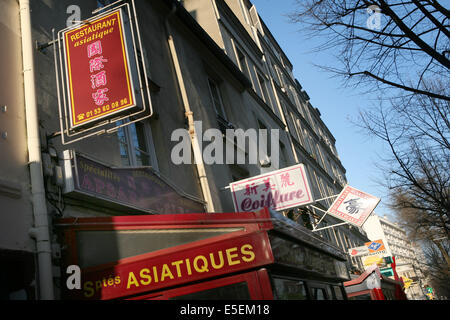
{"left": 432, "top": 239, "right": 450, "bottom": 267}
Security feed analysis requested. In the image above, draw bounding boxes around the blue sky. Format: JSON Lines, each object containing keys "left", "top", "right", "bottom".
{"left": 252, "top": 0, "right": 396, "bottom": 219}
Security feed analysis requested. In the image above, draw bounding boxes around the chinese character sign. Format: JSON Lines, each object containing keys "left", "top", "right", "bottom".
{"left": 327, "top": 185, "right": 380, "bottom": 227}
{"left": 62, "top": 9, "right": 136, "bottom": 128}
{"left": 230, "top": 164, "right": 314, "bottom": 212}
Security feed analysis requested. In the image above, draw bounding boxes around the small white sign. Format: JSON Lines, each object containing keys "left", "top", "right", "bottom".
{"left": 230, "top": 164, "right": 314, "bottom": 212}
{"left": 327, "top": 185, "right": 380, "bottom": 227}
{"left": 348, "top": 246, "right": 370, "bottom": 257}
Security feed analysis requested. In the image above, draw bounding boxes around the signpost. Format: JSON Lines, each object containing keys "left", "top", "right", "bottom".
{"left": 229, "top": 164, "right": 314, "bottom": 212}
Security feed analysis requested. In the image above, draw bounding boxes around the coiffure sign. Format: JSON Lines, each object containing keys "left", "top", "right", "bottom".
{"left": 61, "top": 8, "right": 137, "bottom": 129}
{"left": 229, "top": 164, "right": 314, "bottom": 212}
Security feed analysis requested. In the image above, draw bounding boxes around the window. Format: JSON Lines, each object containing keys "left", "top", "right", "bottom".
{"left": 311, "top": 287, "right": 328, "bottom": 300}
{"left": 229, "top": 164, "right": 249, "bottom": 182}
{"left": 289, "top": 113, "right": 301, "bottom": 143}
{"left": 207, "top": 78, "right": 227, "bottom": 120}
{"left": 279, "top": 141, "right": 287, "bottom": 169}
{"left": 170, "top": 282, "right": 251, "bottom": 300}
{"left": 238, "top": 0, "right": 251, "bottom": 24}
{"left": 344, "top": 234, "right": 350, "bottom": 249}
{"left": 117, "top": 121, "right": 158, "bottom": 169}
{"left": 320, "top": 221, "right": 331, "bottom": 242}
{"left": 257, "top": 119, "right": 272, "bottom": 166}
{"left": 272, "top": 277, "right": 308, "bottom": 300}
{"left": 257, "top": 72, "right": 271, "bottom": 105}
{"left": 96, "top": 0, "right": 111, "bottom": 8}
{"left": 235, "top": 47, "right": 251, "bottom": 81}
{"left": 332, "top": 285, "right": 345, "bottom": 300}
{"left": 303, "top": 129, "right": 313, "bottom": 154}
{"left": 272, "top": 64, "right": 282, "bottom": 86}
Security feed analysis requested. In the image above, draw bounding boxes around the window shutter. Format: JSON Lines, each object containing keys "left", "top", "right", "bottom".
{"left": 248, "top": 5, "right": 264, "bottom": 36}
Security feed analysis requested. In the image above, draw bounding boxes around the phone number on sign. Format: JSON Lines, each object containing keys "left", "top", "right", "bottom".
{"left": 77, "top": 97, "right": 129, "bottom": 121}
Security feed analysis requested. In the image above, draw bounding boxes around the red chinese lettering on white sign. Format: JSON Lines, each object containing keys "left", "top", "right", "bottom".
{"left": 230, "top": 164, "right": 314, "bottom": 212}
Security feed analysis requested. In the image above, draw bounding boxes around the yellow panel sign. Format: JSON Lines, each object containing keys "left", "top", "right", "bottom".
{"left": 401, "top": 276, "right": 413, "bottom": 289}
{"left": 362, "top": 255, "right": 384, "bottom": 267}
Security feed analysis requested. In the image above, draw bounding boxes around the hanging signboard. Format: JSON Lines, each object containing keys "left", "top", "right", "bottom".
{"left": 55, "top": 1, "right": 153, "bottom": 145}
{"left": 326, "top": 185, "right": 380, "bottom": 227}
{"left": 61, "top": 151, "right": 205, "bottom": 214}
{"left": 61, "top": 8, "right": 138, "bottom": 129}
{"left": 229, "top": 164, "right": 314, "bottom": 212}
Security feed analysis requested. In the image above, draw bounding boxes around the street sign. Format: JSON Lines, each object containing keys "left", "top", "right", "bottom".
{"left": 229, "top": 164, "right": 314, "bottom": 212}
{"left": 326, "top": 185, "right": 380, "bottom": 227}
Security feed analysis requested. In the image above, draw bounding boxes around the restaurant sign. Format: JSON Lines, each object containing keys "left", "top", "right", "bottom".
{"left": 62, "top": 151, "right": 205, "bottom": 214}
{"left": 229, "top": 164, "right": 314, "bottom": 212}
{"left": 326, "top": 185, "right": 380, "bottom": 227}
{"left": 61, "top": 8, "right": 139, "bottom": 129}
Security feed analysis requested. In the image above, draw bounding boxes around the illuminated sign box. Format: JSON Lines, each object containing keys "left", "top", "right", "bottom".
{"left": 60, "top": 7, "right": 142, "bottom": 131}
{"left": 61, "top": 150, "right": 205, "bottom": 214}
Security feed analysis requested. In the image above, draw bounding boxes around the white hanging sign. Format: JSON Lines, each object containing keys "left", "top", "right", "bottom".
{"left": 326, "top": 185, "right": 380, "bottom": 227}
{"left": 229, "top": 164, "right": 314, "bottom": 212}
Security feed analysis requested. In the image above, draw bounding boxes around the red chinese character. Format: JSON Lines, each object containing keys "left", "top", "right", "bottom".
{"left": 87, "top": 40, "right": 102, "bottom": 58}
{"left": 262, "top": 178, "right": 275, "bottom": 192}
{"left": 280, "top": 173, "right": 294, "bottom": 187}
{"left": 90, "top": 70, "right": 107, "bottom": 89}
{"left": 244, "top": 183, "right": 258, "bottom": 196}
{"left": 92, "top": 88, "right": 109, "bottom": 106}
{"left": 89, "top": 56, "right": 108, "bottom": 72}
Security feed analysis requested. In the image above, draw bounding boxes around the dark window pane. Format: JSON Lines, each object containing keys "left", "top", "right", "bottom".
{"left": 312, "top": 287, "right": 327, "bottom": 300}
{"left": 117, "top": 126, "right": 130, "bottom": 166}
{"left": 332, "top": 285, "right": 345, "bottom": 300}
{"left": 170, "top": 282, "right": 250, "bottom": 300}
{"left": 76, "top": 228, "right": 242, "bottom": 268}
{"left": 349, "top": 293, "right": 372, "bottom": 300}
{"left": 272, "top": 277, "right": 308, "bottom": 300}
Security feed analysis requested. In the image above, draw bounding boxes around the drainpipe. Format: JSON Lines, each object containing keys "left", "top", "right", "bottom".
{"left": 164, "top": 4, "right": 215, "bottom": 212}
{"left": 19, "top": 0, "right": 54, "bottom": 299}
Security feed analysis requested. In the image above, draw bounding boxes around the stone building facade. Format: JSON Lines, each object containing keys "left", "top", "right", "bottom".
{"left": 0, "top": 0, "right": 370, "bottom": 299}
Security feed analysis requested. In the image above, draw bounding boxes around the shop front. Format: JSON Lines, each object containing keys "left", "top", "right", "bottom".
{"left": 56, "top": 208, "right": 350, "bottom": 300}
